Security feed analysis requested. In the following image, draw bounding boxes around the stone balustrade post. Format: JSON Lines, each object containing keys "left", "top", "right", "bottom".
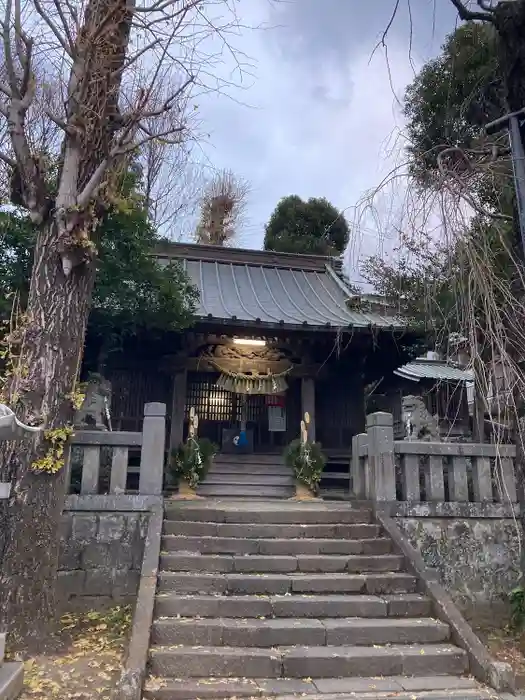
{"left": 0, "top": 481, "right": 10, "bottom": 500}
{"left": 366, "top": 412, "right": 396, "bottom": 502}
{"left": 351, "top": 433, "right": 367, "bottom": 499}
{"left": 139, "top": 402, "right": 166, "bottom": 495}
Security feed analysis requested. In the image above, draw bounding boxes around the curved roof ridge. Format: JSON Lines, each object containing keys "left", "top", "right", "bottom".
{"left": 155, "top": 240, "right": 335, "bottom": 272}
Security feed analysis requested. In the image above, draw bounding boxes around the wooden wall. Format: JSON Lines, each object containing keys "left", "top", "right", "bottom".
{"left": 316, "top": 370, "right": 365, "bottom": 451}
{"left": 106, "top": 367, "right": 172, "bottom": 436}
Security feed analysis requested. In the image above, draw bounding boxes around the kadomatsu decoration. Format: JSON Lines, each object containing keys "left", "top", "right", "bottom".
{"left": 170, "top": 407, "right": 217, "bottom": 497}
{"left": 284, "top": 411, "right": 326, "bottom": 499}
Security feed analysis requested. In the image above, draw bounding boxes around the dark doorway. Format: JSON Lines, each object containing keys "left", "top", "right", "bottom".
{"left": 184, "top": 371, "right": 298, "bottom": 452}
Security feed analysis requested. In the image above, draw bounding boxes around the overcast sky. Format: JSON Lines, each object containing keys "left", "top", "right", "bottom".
{"left": 189, "top": 0, "right": 462, "bottom": 278}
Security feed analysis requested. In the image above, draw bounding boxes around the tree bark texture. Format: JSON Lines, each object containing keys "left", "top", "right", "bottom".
{"left": 0, "top": 223, "right": 97, "bottom": 649}
{"left": 493, "top": 1, "right": 525, "bottom": 115}
{"left": 0, "top": 0, "right": 132, "bottom": 648}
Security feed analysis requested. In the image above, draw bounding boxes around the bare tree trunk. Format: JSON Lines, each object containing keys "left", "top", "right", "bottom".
{"left": 0, "top": 221, "right": 96, "bottom": 649}
{"left": 0, "top": 0, "right": 131, "bottom": 647}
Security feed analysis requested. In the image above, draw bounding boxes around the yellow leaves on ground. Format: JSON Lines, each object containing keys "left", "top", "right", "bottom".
{"left": 19, "top": 606, "right": 131, "bottom": 700}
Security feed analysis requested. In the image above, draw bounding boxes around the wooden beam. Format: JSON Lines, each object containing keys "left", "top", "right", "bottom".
{"left": 169, "top": 370, "right": 187, "bottom": 450}
{"left": 178, "top": 357, "right": 325, "bottom": 378}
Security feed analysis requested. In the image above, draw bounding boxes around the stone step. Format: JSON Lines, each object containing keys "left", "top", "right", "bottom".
{"left": 321, "top": 471, "right": 351, "bottom": 480}
{"left": 208, "top": 464, "right": 291, "bottom": 475}
{"left": 161, "top": 535, "right": 391, "bottom": 555}
{"left": 162, "top": 520, "right": 381, "bottom": 539}
{"left": 164, "top": 503, "right": 372, "bottom": 524}
{"left": 156, "top": 571, "right": 417, "bottom": 595}
{"left": 143, "top": 675, "right": 484, "bottom": 700}
{"left": 154, "top": 593, "right": 433, "bottom": 619}
{"left": 148, "top": 643, "right": 467, "bottom": 679}
{"left": 263, "top": 693, "right": 496, "bottom": 700}
{"left": 151, "top": 617, "right": 450, "bottom": 647}
{"left": 159, "top": 553, "right": 404, "bottom": 574}
{"left": 203, "top": 474, "right": 295, "bottom": 486}
{"left": 0, "top": 633, "right": 5, "bottom": 663}
{"left": 213, "top": 454, "right": 284, "bottom": 464}
{"left": 0, "top": 662, "right": 24, "bottom": 700}
{"left": 196, "top": 484, "right": 294, "bottom": 498}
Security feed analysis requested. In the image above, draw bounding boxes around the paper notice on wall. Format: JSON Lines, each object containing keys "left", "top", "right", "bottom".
{"left": 268, "top": 405, "right": 286, "bottom": 432}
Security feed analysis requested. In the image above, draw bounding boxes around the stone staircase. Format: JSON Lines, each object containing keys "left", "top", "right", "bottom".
{"left": 143, "top": 500, "right": 497, "bottom": 700}
{"left": 197, "top": 455, "right": 294, "bottom": 499}
{"left": 0, "top": 633, "right": 23, "bottom": 700}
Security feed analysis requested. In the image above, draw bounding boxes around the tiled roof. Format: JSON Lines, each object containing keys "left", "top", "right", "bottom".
{"left": 394, "top": 359, "right": 474, "bottom": 383}
{"left": 157, "top": 242, "right": 404, "bottom": 330}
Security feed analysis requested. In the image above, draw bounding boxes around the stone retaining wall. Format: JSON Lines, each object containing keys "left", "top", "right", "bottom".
{"left": 58, "top": 507, "right": 149, "bottom": 610}
{"left": 393, "top": 503, "right": 521, "bottom": 624}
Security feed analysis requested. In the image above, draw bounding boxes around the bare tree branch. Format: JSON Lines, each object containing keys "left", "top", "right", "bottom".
{"left": 449, "top": 0, "right": 492, "bottom": 22}
{"left": 0, "top": 150, "right": 15, "bottom": 167}
{"left": 371, "top": 0, "right": 400, "bottom": 59}
{"left": 134, "top": 0, "right": 202, "bottom": 13}
{"left": 51, "top": 0, "right": 76, "bottom": 54}
{"left": 2, "top": 0, "right": 20, "bottom": 97}
{"left": 32, "top": 0, "right": 74, "bottom": 55}
{"left": 477, "top": 0, "right": 495, "bottom": 12}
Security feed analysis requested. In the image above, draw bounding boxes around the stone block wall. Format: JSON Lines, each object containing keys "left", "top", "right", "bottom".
{"left": 58, "top": 509, "right": 149, "bottom": 610}
{"left": 395, "top": 504, "right": 521, "bottom": 624}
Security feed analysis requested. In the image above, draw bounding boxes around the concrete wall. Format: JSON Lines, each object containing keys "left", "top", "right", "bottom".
{"left": 58, "top": 506, "right": 149, "bottom": 610}
{"left": 394, "top": 503, "right": 521, "bottom": 624}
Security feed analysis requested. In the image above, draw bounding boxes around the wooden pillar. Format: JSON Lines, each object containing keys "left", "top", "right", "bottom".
{"left": 301, "top": 376, "right": 316, "bottom": 442}
{"left": 170, "top": 369, "right": 187, "bottom": 450}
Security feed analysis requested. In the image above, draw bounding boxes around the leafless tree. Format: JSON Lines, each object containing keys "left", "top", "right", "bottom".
{"left": 0, "top": 0, "right": 245, "bottom": 647}
{"left": 194, "top": 167, "right": 249, "bottom": 246}
{"left": 138, "top": 90, "right": 205, "bottom": 233}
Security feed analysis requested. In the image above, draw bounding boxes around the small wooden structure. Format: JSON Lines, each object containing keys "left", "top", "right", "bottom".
{"left": 367, "top": 354, "right": 473, "bottom": 441}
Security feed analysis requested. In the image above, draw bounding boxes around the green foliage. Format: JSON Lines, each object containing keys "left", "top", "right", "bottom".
{"left": 510, "top": 586, "right": 525, "bottom": 631}
{"left": 361, "top": 235, "right": 462, "bottom": 344}
{"left": 284, "top": 438, "right": 326, "bottom": 492}
{"left": 31, "top": 425, "right": 75, "bottom": 474}
{"left": 404, "top": 22, "right": 504, "bottom": 187}
{"left": 0, "top": 211, "right": 34, "bottom": 319}
{"left": 169, "top": 437, "right": 217, "bottom": 489}
{"left": 90, "top": 205, "right": 197, "bottom": 339}
{"left": 0, "top": 168, "right": 198, "bottom": 351}
{"left": 363, "top": 21, "right": 515, "bottom": 349}
{"left": 264, "top": 195, "right": 349, "bottom": 256}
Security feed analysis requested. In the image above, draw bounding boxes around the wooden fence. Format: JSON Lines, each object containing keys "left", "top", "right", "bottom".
{"left": 69, "top": 402, "right": 166, "bottom": 496}
{"left": 351, "top": 412, "right": 518, "bottom": 504}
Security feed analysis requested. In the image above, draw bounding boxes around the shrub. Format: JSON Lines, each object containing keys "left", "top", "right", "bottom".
{"left": 169, "top": 437, "right": 217, "bottom": 489}
{"left": 284, "top": 438, "right": 326, "bottom": 492}
{"left": 510, "top": 586, "right": 525, "bottom": 631}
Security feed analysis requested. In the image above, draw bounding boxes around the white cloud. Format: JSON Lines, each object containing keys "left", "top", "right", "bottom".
{"left": 185, "top": 0, "right": 459, "bottom": 262}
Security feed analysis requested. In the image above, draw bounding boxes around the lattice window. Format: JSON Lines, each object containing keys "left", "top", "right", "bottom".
{"left": 186, "top": 372, "right": 233, "bottom": 422}
{"left": 238, "top": 395, "right": 266, "bottom": 422}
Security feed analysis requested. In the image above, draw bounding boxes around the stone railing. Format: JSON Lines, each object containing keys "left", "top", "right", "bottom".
{"left": 69, "top": 402, "right": 166, "bottom": 496}
{"left": 351, "top": 412, "right": 518, "bottom": 505}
